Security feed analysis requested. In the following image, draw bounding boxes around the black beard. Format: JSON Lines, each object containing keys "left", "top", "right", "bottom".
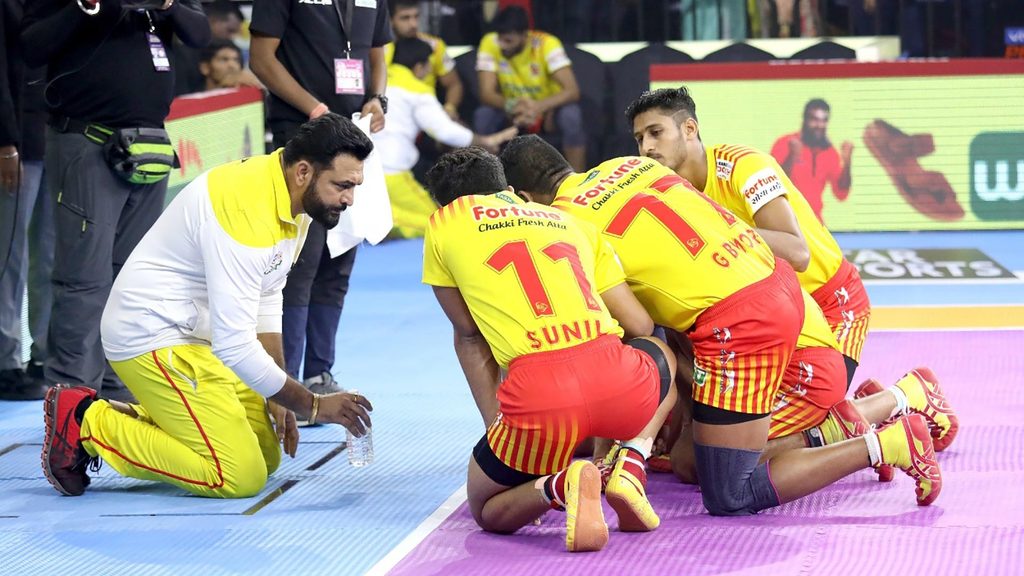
{"left": 302, "top": 176, "right": 343, "bottom": 229}
{"left": 801, "top": 126, "right": 830, "bottom": 149}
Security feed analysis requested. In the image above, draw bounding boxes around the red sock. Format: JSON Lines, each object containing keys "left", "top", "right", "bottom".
{"left": 544, "top": 468, "right": 568, "bottom": 510}
{"left": 619, "top": 447, "right": 648, "bottom": 489}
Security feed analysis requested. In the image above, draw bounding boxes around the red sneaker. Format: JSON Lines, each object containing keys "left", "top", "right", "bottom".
{"left": 878, "top": 414, "right": 942, "bottom": 506}
{"left": 899, "top": 367, "right": 959, "bottom": 452}
{"left": 853, "top": 378, "right": 884, "bottom": 400}
{"left": 41, "top": 384, "right": 98, "bottom": 496}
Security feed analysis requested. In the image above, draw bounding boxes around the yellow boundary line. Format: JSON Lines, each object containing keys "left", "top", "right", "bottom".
{"left": 871, "top": 305, "right": 1024, "bottom": 330}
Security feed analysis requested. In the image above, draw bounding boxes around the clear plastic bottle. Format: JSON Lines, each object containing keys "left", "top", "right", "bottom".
{"left": 346, "top": 389, "right": 373, "bottom": 467}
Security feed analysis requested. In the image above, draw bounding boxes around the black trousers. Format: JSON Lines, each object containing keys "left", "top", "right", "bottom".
{"left": 273, "top": 127, "right": 357, "bottom": 380}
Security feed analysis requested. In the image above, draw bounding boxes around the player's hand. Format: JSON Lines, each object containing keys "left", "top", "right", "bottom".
{"left": 0, "top": 146, "right": 20, "bottom": 195}
{"left": 269, "top": 401, "right": 300, "bottom": 457}
{"left": 361, "top": 100, "right": 386, "bottom": 133}
{"left": 318, "top": 391, "right": 373, "bottom": 436}
{"left": 840, "top": 140, "right": 854, "bottom": 160}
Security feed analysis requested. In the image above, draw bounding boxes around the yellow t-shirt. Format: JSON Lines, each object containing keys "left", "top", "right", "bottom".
{"left": 552, "top": 157, "right": 776, "bottom": 333}
{"left": 701, "top": 144, "right": 844, "bottom": 294}
{"left": 383, "top": 32, "right": 454, "bottom": 89}
{"left": 422, "top": 192, "right": 625, "bottom": 368}
{"left": 798, "top": 289, "right": 843, "bottom": 351}
{"left": 476, "top": 31, "right": 570, "bottom": 101}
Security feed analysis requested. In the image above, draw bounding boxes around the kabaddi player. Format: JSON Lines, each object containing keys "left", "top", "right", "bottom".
{"left": 421, "top": 147, "right": 677, "bottom": 552}
{"left": 628, "top": 86, "right": 958, "bottom": 454}
{"left": 499, "top": 135, "right": 942, "bottom": 514}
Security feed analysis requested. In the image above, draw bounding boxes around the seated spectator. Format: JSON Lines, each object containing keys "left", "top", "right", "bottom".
{"left": 378, "top": 38, "right": 517, "bottom": 239}
{"left": 385, "top": 0, "right": 463, "bottom": 120}
{"left": 198, "top": 38, "right": 262, "bottom": 92}
{"left": 474, "top": 6, "right": 586, "bottom": 171}
{"left": 174, "top": 0, "right": 247, "bottom": 95}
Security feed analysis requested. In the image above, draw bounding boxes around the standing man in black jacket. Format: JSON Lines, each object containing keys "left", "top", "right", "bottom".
{"left": 250, "top": 0, "right": 390, "bottom": 403}
{"left": 0, "top": 0, "right": 54, "bottom": 400}
{"left": 21, "top": 0, "right": 209, "bottom": 402}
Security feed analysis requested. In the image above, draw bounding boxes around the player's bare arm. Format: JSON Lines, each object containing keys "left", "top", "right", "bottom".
{"left": 600, "top": 282, "right": 655, "bottom": 340}
{"left": 752, "top": 197, "right": 811, "bottom": 272}
{"left": 433, "top": 286, "right": 501, "bottom": 425}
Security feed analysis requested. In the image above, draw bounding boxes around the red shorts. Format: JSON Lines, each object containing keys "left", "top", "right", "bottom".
{"left": 690, "top": 258, "right": 804, "bottom": 415}
{"left": 811, "top": 259, "right": 872, "bottom": 362}
{"left": 486, "top": 335, "right": 661, "bottom": 477}
{"left": 768, "top": 346, "right": 848, "bottom": 439}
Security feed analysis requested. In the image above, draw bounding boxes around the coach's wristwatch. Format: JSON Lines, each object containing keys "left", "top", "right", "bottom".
{"left": 366, "top": 93, "right": 388, "bottom": 114}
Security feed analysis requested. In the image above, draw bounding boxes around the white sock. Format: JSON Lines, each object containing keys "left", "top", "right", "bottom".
{"left": 890, "top": 386, "right": 909, "bottom": 418}
{"left": 864, "top": 431, "right": 883, "bottom": 467}
{"left": 622, "top": 437, "right": 654, "bottom": 460}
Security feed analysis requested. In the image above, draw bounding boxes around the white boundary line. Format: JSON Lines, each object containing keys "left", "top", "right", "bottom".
{"left": 365, "top": 484, "right": 468, "bottom": 576}
{"left": 871, "top": 326, "right": 1024, "bottom": 333}
{"left": 872, "top": 303, "right": 1024, "bottom": 309}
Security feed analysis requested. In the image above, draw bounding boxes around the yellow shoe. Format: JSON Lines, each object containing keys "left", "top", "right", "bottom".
{"left": 818, "top": 398, "right": 871, "bottom": 445}
{"left": 877, "top": 414, "right": 942, "bottom": 506}
{"left": 605, "top": 447, "right": 660, "bottom": 532}
{"left": 564, "top": 460, "right": 608, "bottom": 552}
{"left": 894, "top": 367, "right": 959, "bottom": 452}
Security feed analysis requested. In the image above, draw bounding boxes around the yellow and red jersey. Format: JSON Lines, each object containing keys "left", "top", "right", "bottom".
{"left": 552, "top": 157, "right": 776, "bottom": 333}
{"left": 422, "top": 192, "right": 625, "bottom": 367}
{"left": 701, "top": 144, "right": 846, "bottom": 295}
{"left": 476, "top": 31, "right": 571, "bottom": 101}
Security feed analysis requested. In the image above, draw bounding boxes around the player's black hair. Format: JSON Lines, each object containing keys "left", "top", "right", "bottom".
{"left": 426, "top": 147, "right": 509, "bottom": 207}
{"left": 389, "top": 0, "right": 419, "bottom": 12}
{"left": 804, "top": 98, "right": 831, "bottom": 116}
{"left": 499, "top": 135, "right": 573, "bottom": 198}
{"left": 493, "top": 6, "right": 529, "bottom": 35}
{"left": 205, "top": 0, "right": 244, "bottom": 22}
{"left": 625, "top": 86, "right": 699, "bottom": 127}
{"left": 392, "top": 37, "right": 434, "bottom": 70}
{"left": 283, "top": 113, "right": 373, "bottom": 170}
{"left": 200, "top": 38, "right": 242, "bottom": 65}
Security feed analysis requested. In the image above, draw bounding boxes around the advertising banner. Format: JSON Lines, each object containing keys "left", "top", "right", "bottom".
{"left": 165, "top": 87, "right": 265, "bottom": 204}
{"left": 651, "top": 60, "right": 1024, "bottom": 231}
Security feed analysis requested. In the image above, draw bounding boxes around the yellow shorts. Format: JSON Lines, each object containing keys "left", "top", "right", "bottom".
{"left": 385, "top": 171, "right": 438, "bottom": 239}
{"left": 80, "top": 344, "right": 281, "bottom": 498}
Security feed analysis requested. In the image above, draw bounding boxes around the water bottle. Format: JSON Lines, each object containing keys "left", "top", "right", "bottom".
{"left": 346, "top": 389, "right": 374, "bottom": 467}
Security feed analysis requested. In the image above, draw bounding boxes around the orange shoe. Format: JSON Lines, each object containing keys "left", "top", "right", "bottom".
{"left": 564, "top": 460, "right": 608, "bottom": 552}
{"left": 605, "top": 447, "right": 660, "bottom": 532}
{"left": 877, "top": 414, "right": 942, "bottom": 506}
{"left": 896, "top": 367, "right": 959, "bottom": 452}
{"left": 853, "top": 378, "right": 895, "bottom": 482}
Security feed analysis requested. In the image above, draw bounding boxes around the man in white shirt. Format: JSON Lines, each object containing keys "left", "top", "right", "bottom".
{"left": 42, "top": 114, "right": 376, "bottom": 498}
{"left": 377, "top": 37, "right": 516, "bottom": 238}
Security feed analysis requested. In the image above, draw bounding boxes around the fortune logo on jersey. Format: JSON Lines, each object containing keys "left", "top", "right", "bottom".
{"left": 570, "top": 158, "right": 645, "bottom": 207}
{"left": 472, "top": 205, "right": 562, "bottom": 221}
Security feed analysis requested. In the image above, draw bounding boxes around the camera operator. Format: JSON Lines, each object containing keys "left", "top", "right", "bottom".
{"left": 21, "top": 0, "right": 209, "bottom": 401}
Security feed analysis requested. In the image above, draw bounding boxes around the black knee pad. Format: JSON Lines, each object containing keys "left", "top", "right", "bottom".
{"left": 627, "top": 337, "right": 672, "bottom": 402}
{"left": 693, "top": 442, "right": 780, "bottom": 516}
{"left": 472, "top": 435, "right": 541, "bottom": 487}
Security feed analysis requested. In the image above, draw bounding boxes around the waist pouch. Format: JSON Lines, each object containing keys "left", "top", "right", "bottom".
{"left": 100, "top": 127, "right": 178, "bottom": 185}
